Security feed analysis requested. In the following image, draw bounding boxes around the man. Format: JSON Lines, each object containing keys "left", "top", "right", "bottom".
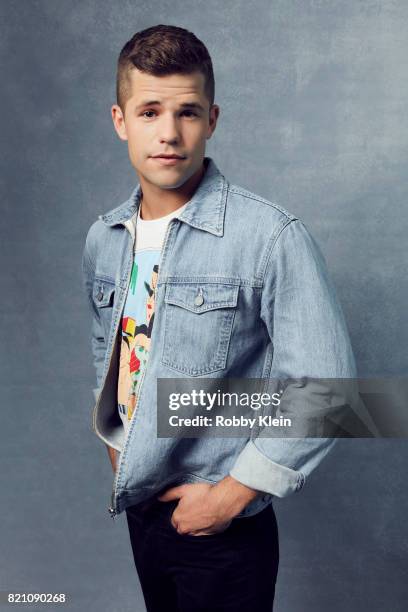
{"left": 82, "top": 24, "right": 356, "bottom": 612}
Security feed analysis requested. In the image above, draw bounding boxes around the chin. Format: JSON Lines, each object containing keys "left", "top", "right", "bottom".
{"left": 146, "top": 170, "right": 192, "bottom": 189}
{"left": 156, "top": 179, "right": 188, "bottom": 190}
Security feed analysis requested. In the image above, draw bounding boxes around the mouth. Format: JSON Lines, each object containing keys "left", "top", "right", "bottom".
{"left": 151, "top": 154, "right": 186, "bottom": 159}
{"left": 150, "top": 154, "right": 187, "bottom": 166}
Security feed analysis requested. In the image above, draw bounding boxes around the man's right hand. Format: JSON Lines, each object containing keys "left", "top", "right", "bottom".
{"left": 106, "top": 445, "right": 117, "bottom": 472}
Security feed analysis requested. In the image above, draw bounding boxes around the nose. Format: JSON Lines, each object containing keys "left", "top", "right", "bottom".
{"left": 158, "top": 113, "right": 180, "bottom": 145}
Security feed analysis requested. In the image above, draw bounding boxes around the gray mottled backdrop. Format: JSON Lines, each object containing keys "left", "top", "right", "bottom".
{"left": 1, "top": 1, "right": 407, "bottom": 611}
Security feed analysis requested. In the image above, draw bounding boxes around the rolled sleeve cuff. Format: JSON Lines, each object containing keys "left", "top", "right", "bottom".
{"left": 229, "top": 440, "right": 306, "bottom": 498}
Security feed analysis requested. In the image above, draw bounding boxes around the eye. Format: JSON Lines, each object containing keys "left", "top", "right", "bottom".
{"left": 181, "top": 110, "right": 197, "bottom": 117}
{"left": 141, "top": 110, "right": 156, "bottom": 118}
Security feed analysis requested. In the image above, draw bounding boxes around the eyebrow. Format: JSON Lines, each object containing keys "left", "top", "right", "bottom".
{"left": 135, "top": 100, "right": 205, "bottom": 112}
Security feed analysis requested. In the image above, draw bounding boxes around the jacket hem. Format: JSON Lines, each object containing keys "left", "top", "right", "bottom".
{"left": 114, "top": 472, "right": 273, "bottom": 518}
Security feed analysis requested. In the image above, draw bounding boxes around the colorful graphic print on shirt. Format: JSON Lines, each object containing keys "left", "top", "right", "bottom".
{"left": 117, "top": 249, "right": 159, "bottom": 423}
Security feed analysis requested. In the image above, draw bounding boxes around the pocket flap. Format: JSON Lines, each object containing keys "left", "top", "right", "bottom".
{"left": 164, "top": 282, "right": 239, "bottom": 314}
{"left": 93, "top": 278, "right": 115, "bottom": 307}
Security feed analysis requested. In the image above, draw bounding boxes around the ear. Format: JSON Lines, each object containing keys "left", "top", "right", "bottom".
{"left": 206, "top": 104, "right": 220, "bottom": 139}
{"left": 111, "top": 104, "right": 128, "bottom": 141}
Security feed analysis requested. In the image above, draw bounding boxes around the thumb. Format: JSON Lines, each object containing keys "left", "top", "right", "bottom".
{"left": 157, "top": 485, "right": 186, "bottom": 502}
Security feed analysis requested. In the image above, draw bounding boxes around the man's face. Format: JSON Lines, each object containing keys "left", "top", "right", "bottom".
{"left": 111, "top": 69, "right": 219, "bottom": 190}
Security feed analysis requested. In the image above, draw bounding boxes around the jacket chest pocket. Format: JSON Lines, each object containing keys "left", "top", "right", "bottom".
{"left": 161, "top": 282, "right": 239, "bottom": 376}
{"left": 92, "top": 277, "right": 116, "bottom": 333}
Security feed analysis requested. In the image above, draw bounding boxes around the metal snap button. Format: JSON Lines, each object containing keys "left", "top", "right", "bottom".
{"left": 262, "top": 494, "right": 270, "bottom": 503}
{"left": 194, "top": 293, "right": 204, "bottom": 307}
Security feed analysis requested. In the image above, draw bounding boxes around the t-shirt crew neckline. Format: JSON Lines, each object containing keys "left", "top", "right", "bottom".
{"left": 137, "top": 201, "right": 188, "bottom": 225}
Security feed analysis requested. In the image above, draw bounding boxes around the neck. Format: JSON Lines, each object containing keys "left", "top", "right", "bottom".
{"left": 137, "top": 161, "right": 206, "bottom": 220}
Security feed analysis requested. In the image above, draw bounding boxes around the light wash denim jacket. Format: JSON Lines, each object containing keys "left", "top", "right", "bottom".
{"left": 82, "top": 157, "right": 356, "bottom": 519}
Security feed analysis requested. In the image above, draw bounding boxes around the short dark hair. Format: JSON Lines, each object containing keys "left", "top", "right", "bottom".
{"left": 116, "top": 24, "right": 215, "bottom": 113}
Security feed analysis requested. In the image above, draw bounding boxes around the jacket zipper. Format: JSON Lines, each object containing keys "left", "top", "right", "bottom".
{"left": 89, "top": 221, "right": 135, "bottom": 518}
{"left": 108, "top": 216, "right": 177, "bottom": 520}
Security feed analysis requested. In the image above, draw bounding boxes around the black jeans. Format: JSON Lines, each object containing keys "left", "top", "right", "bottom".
{"left": 125, "top": 496, "right": 279, "bottom": 612}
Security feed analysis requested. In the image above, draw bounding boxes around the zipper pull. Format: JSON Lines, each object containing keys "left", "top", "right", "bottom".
{"left": 108, "top": 488, "right": 117, "bottom": 520}
{"left": 108, "top": 506, "right": 117, "bottom": 520}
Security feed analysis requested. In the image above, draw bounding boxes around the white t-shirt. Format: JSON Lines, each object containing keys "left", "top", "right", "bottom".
{"left": 117, "top": 201, "right": 187, "bottom": 435}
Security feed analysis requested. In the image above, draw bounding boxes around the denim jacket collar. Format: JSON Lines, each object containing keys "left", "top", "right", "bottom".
{"left": 98, "top": 157, "right": 227, "bottom": 237}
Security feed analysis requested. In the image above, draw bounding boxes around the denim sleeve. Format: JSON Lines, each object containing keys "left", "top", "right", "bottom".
{"left": 229, "top": 219, "right": 357, "bottom": 497}
{"left": 81, "top": 225, "right": 107, "bottom": 401}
